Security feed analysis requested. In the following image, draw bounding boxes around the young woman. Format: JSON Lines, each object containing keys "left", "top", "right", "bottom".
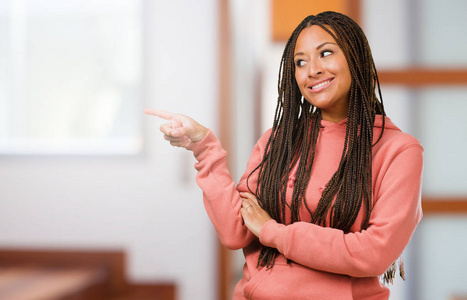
{"left": 145, "top": 11, "right": 423, "bottom": 300}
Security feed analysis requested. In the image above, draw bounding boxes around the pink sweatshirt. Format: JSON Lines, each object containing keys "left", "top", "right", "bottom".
{"left": 187, "top": 116, "right": 423, "bottom": 300}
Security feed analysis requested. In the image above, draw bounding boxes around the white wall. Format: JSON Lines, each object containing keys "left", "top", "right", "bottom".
{"left": 0, "top": 1, "right": 218, "bottom": 300}
{"left": 230, "top": 0, "right": 270, "bottom": 181}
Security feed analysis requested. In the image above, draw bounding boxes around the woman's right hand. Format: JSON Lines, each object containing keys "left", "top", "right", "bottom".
{"left": 144, "top": 109, "right": 209, "bottom": 148}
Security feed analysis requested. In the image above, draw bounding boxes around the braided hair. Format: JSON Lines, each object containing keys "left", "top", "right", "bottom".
{"left": 247, "top": 11, "right": 386, "bottom": 269}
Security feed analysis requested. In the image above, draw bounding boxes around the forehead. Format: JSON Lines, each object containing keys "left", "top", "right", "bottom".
{"left": 294, "top": 25, "right": 338, "bottom": 51}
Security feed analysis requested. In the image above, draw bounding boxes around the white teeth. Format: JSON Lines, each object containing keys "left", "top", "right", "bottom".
{"left": 312, "top": 80, "right": 330, "bottom": 89}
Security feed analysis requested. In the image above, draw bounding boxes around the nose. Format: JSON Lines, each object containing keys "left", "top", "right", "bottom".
{"left": 308, "top": 59, "right": 323, "bottom": 77}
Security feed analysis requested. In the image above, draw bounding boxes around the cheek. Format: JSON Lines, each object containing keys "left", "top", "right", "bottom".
{"left": 294, "top": 70, "right": 300, "bottom": 84}
{"left": 337, "top": 59, "right": 351, "bottom": 85}
{"left": 342, "top": 67, "right": 352, "bottom": 89}
{"left": 295, "top": 70, "right": 306, "bottom": 87}
{"left": 331, "top": 62, "right": 351, "bottom": 90}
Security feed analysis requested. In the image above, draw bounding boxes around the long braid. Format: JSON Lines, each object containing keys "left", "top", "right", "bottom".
{"left": 247, "top": 11, "right": 387, "bottom": 270}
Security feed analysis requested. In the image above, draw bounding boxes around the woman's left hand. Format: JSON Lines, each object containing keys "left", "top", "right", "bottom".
{"left": 240, "top": 192, "right": 273, "bottom": 238}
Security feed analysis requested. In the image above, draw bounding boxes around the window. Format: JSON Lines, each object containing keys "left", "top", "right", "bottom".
{"left": 0, "top": 0, "right": 143, "bottom": 155}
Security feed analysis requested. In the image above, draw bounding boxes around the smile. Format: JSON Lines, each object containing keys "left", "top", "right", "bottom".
{"left": 311, "top": 79, "right": 332, "bottom": 89}
{"left": 307, "top": 78, "right": 334, "bottom": 93}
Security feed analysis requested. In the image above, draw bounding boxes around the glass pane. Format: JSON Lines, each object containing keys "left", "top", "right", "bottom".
{"left": 380, "top": 86, "right": 414, "bottom": 134}
{"left": 416, "top": 87, "right": 467, "bottom": 196}
{"left": 0, "top": 0, "right": 143, "bottom": 154}
{"left": 417, "top": 0, "right": 467, "bottom": 67}
{"left": 363, "top": 0, "right": 412, "bottom": 69}
{"left": 0, "top": 2, "right": 10, "bottom": 139}
{"left": 412, "top": 216, "right": 467, "bottom": 300}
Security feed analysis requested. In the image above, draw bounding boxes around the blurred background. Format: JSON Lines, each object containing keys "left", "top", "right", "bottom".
{"left": 0, "top": 0, "right": 466, "bottom": 300}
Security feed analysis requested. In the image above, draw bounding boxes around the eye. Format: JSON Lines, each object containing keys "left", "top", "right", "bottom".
{"left": 295, "top": 59, "right": 306, "bottom": 67}
{"left": 321, "top": 50, "right": 333, "bottom": 57}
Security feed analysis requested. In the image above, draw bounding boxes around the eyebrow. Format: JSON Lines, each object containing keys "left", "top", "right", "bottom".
{"left": 294, "top": 42, "right": 337, "bottom": 57}
{"left": 317, "top": 41, "right": 337, "bottom": 49}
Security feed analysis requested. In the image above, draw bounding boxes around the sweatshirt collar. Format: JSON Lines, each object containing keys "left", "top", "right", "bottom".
{"left": 320, "top": 117, "right": 348, "bottom": 128}
{"left": 319, "top": 115, "right": 400, "bottom": 131}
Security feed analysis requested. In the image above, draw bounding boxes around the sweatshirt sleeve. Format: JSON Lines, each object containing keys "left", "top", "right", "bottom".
{"left": 187, "top": 129, "right": 269, "bottom": 250}
{"left": 259, "top": 143, "right": 424, "bottom": 277}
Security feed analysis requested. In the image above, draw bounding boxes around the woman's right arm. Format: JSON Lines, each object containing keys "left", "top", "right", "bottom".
{"left": 187, "top": 129, "right": 265, "bottom": 249}
{"left": 145, "top": 108, "right": 269, "bottom": 249}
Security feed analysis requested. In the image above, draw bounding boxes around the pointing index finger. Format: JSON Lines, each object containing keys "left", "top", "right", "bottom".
{"left": 143, "top": 108, "right": 174, "bottom": 121}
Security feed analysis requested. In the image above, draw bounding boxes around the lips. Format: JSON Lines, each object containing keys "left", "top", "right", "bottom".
{"left": 308, "top": 78, "right": 334, "bottom": 92}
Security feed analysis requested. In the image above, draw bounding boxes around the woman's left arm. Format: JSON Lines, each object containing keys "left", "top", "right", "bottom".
{"left": 247, "top": 144, "right": 423, "bottom": 277}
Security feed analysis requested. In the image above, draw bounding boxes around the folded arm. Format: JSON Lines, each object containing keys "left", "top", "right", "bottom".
{"left": 259, "top": 145, "right": 423, "bottom": 277}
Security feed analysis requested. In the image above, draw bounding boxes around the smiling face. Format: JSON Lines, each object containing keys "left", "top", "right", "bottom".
{"left": 294, "top": 25, "right": 352, "bottom": 123}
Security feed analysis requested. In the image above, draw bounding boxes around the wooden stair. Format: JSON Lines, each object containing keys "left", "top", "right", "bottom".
{"left": 0, "top": 264, "right": 108, "bottom": 300}
{"left": 0, "top": 249, "right": 176, "bottom": 300}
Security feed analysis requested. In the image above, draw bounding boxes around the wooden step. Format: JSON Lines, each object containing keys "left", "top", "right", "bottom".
{"left": 0, "top": 249, "right": 176, "bottom": 300}
{"left": 0, "top": 264, "right": 109, "bottom": 300}
{"left": 110, "top": 283, "right": 176, "bottom": 300}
